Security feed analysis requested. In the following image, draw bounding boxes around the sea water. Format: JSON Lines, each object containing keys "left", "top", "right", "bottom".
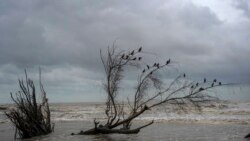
{"left": 0, "top": 101, "right": 250, "bottom": 141}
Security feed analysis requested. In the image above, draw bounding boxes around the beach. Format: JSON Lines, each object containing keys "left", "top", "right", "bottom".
{"left": 0, "top": 101, "right": 250, "bottom": 141}
{"left": 1, "top": 121, "right": 249, "bottom": 141}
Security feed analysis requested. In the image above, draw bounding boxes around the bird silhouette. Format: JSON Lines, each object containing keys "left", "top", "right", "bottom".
{"left": 196, "top": 83, "right": 199, "bottom": 87}
{"left": 138, "top": 57, "right": 142, "bottom": 60}
{"left": 213, "top": 79, "right": 217, "bottom": 83}
{"left": 191, "top": 85, "right": 194, "bottom": 89}
{"left": 219, "top": 82, "right": 221, "bottom": 85}
{"left": 199, "top": 87, "right": 204, "bottom": 91}
{"left": 183, "top": 73, "right": 186, "bottom": 78}
{"left": 147, "top": 65, "right": 150, "bottom": 69}
{"left": 153, "top": 63, "right": 157, "bottom": 67}
{"left": 204, "top": 78, "right": 206, "bottom": 83}
{"left": 133, "top": 57, "right": 136, "bottom": 60}
{"left": 121, "top": 54, "right": 125, "bottom": 59}
{"left": 156, "top": 63, "right": 160, "bottom": 68}
{"left": 150, "top": 71, "right": 153, "bottom": 75}
{"left": 142, "top": 69, "right": 145, "bottom": 73}
{"left": 130, "top": 50, "right": 134, "bottom": 55}
{"left": 166, "top": 59, "right": 170, "bottom": 65}
{"left": 138, "top": 47, "right": 142, "bottom": 52}
{"left": 126, "top": 55, "right": 129, "bottom": 59}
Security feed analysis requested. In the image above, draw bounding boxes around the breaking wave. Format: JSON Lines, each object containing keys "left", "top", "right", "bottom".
{"left": 1, "top": 101, "right": 250, "bottom": 124}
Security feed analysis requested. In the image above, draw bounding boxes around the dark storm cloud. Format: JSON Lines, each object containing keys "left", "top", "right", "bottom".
{"left": 234, "top": 0, "right": 250, "bottom": 18}
{"left": 0, "top": 0, "right": 250, "bottom": 102}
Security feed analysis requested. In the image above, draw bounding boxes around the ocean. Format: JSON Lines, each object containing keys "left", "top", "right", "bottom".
{"left": 0, "top": 101, "right": 250, "bottom": 140}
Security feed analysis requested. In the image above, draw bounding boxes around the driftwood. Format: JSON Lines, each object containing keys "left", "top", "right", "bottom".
{"left": 76, "top": 46, "right": 227, "bottom": 135}
{"left": 77, "top": 120, "right": 154, "bottom": 135}
{"left": 5, "top": 69, "right": 54, "bottom": 139}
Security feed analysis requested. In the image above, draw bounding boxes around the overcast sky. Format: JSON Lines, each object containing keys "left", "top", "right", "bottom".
{"left": 0, "top": 0, "right": 250, "bottom": 103}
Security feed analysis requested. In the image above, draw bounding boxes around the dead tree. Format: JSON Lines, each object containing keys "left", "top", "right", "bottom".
{"left": 5, "top": 69, "right": 54, "bottom": 139}
{"left": 77, "top": 46, "right": 226, "bottom": 135}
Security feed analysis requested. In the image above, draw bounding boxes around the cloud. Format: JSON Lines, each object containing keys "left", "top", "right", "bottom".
{"left": 0, "top": 0, "right": 249, "bottom": 102}
{"left": 233, "top": 0, "right": 250, "bottom": 19}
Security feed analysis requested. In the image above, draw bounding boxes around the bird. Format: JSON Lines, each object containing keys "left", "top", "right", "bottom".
{"left": 213, "top": 79, "right": 217, "bottom": 83}
{"left": 121, "top": 54, "right": 125, "bottom": 59}
{"left": 133, "top": 57, "right": 137, "bottom": 60}
{"left": 126, "top": 55, "right": 129, "bottom": 59}
{"left": 166, "top": 59, "right": 171, "bottom": 65}
{"left": 196, "top": 83, "right": 199, "bottom": 87}
{"left": 219, "top": 82, "right": 221, "bottom": 85}
{"left": 183, "top": 73, "right": 186, "bottom": 78}
{"left": 156, "top": 63, "right": 160, "bottom": 68}
{"left": 199, "top": 87, "right": 204, "bottom": 91}
{"left": 138, "top": 57, "right": 142, "bottom": 60}
{"left": 147, "top": 65, "right": 150, "bottom": 69}
{"left": 153, "top": 63, "right": 157, "bottom": 67}
{"left": 204, "top": 78, "right": 206, "bottom": 83}
{"left": 138, "top": 47, "right": 142, "bottom": 52}
{"left": 211, "top": 83, "right": 214, "bottom": 87}
{"left": 150, "top": 71, "right": 153, "bottom": 75}
{"left": 191, "top": 85, "right": 194, "bottom": 89}
{"left": 130, "top": 50, "right": 134, "bottom": 55}
{"left": 142, "top": 69, "right": 145, "bottom": 73}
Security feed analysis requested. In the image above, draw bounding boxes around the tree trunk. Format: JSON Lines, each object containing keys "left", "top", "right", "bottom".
{"left": 245, "top": 133, "right": 250, "bottom": 138}
{"left": 77, "top": 120, "right": 154, "bottom": 135}
{"left": 78, "top": 128, "right": 140, "bottom": 135}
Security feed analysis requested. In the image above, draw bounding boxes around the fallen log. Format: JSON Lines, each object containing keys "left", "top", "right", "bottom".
{"left": 76, "top": 120, "right": 154, "bottom": 135}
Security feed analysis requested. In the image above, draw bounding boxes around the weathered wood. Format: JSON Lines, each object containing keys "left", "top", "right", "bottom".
{"left": 77, "top": 120, "right": 154, "bottom": 135}
{"left": 78, "top": 105, "right": 149, "bottom": 135}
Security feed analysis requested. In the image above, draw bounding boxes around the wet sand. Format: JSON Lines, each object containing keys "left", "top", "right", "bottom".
{"left": 1, "top": 121, "right": 249, "bottom": 141}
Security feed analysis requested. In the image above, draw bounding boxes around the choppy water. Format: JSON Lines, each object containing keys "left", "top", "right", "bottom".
{"left": 0, "top": 101, "right": 250, "bottom": 140}
{"left": 3, "top": 101, "right": 249, "bottom": 124}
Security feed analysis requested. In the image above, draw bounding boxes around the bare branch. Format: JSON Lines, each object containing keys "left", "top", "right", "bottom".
{"left": 79, "top": 46, "right": 226, "bottom": 135}
{"left": 5, "top": 69, "right": 53, "bottom": 139}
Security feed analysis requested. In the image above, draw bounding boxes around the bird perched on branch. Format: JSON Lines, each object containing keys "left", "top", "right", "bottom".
{"left": 147, "top": 65, "right": 150, "bottom": 69}
{"left": 166, "top": 59, "right": 170, "bottom": 65}
{"left": 219, "top": 82, "right": 221, "bottom": 85}
{"left": 204, "top": 78, "right": 206, "bottom": 83}
{"left": 150, "top": 71, "right": 153, "bottom": 75}
{"left": 138, "top": 47, "right": 142, "bottom": 52}
{"left": 183, "top": 73, "right": 186, "bottom": 78}
{"left": 196, "top": 83, "right": 199, "bottom": 87}
{"left": 213, "top": 79, "right": 217, "bottom": 83}
{"left": 121, "top": 54, "right": 125, "bottom": 59}
{"left": 156, "top": 63, "right": 160, "bottom": 68}
{"left": 138, "top": 57, "right": 142, "bottom": 60}
{"left": 130, "top": 50, "right": 134, "bottom": 55}
{"left": 142, "top": 69, "right": 145, "bottom": 73}
{"left": 126, "top": 55, "right": 129, "bottom": 59}
{"left": 199, "top": 87, "right": 204, "bottom": 91}
{"left": 133, "top": 57, "right": 137, "bottom": 60}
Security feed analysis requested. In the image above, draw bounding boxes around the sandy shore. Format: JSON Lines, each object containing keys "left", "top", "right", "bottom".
{"left": 0, "top": 121, "right": 249, "bottom": 141}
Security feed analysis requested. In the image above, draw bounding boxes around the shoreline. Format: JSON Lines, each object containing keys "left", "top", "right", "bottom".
{"left": 1, "top": 120, "right": 249, "bottom": 141}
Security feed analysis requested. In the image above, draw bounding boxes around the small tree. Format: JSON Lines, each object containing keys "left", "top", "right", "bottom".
{"left": 77, "top": 46, "right": 225, "bottom": 135}
{"left": 5, "top": 69, "right": 54, "bottom": 139}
